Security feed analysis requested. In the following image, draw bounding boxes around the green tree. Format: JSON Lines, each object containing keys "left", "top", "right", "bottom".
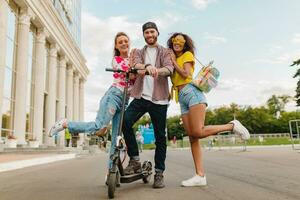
{"left": 229, "top": 103, "right": 239, "bottom": 118}
{"left": 205, "top": 109, "right": 216, "bottom": 125}
{"left": 237, "top": 106, "right": 273, "bottom": 133}
{"left": 167, "top": 115, "right": 186, "bottom": 140}
{"left": 279, "top": 111, "right": 300, "bottom": 132}
{"left": 291, "top": 58, "right": 300, "bottom": 106}
{"left": 166, "top": 115, "right": 185, "bottom": 139}
{"left": 266, "top": 95, "right": 291, "bottom": 117}
{"left": 212, "top": 106, "right": 234, "bottom": 124}
{"left": 132, "top": 115, "right": 151, "bottom": 133}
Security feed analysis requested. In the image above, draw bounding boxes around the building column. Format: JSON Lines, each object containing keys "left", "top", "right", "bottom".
{"left": 32, "top": 28, "right": 47, "bottom": 144}
{"left": 13, "top": 8, "right": 32, "bottom": 145}
{"left": 73, "top": 72, "right": 79, "bottom": 121}
{"left": 45, "top": 44, "right": 58, "bottom": 146}
{"left": 73, "top": 72, "right": 83, "bottom": 146}
{"left": 79, "top": 79, "right": 85, "bottom": 121}
{"left": 79, "top": 78, "right": 88, "bottom": 146}
{"left": 57, "top": 55, "right": 67, "bottom": 147}
{"left": 0, "top": 0, "right": 8, "bottom": 135}
{"left": 66, "top": 66, "right": 73, "bottom": 120}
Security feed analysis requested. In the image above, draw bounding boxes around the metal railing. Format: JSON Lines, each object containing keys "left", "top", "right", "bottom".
{"left": 289, "top": 119, "right": 300, "bottom": 150}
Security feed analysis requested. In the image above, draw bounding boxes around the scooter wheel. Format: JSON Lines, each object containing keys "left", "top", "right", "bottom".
{"left": 142, "top": 161, "right": 152, "bottom": 171}
{"left": 107, "top": 172, "right": 117, "bottom": 199}
{"left": 142, "top": 175, "right": 151, "bottom": 183}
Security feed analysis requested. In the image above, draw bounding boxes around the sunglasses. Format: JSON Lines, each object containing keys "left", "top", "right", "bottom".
{"left": 172, "top": 35, "right": 186, "bottom": 46}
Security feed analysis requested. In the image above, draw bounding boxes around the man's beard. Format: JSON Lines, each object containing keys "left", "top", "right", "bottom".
{"left": 145, "top": 36, "right": 157, "bottom": 45}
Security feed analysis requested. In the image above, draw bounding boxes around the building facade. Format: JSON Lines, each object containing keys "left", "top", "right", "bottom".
{"left": 0, "top": 0, "right": 89, "bottom": 147}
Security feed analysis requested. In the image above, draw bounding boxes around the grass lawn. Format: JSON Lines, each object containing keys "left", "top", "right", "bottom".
{"left": 142, "top": 136, "right": 300, "bottom": 150}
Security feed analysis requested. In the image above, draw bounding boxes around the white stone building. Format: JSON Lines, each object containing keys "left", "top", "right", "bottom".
{"left": 0, "top": 0, "right": 89, "bottom": 147}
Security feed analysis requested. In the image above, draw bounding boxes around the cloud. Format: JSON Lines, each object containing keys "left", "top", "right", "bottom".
{"left": 81, "top": 12, "right": 142, "bottom": 70}
{"left": 190, "top": 0, "right": 216, "bottom": 10}
{"left": 251, "top": 42, "right": 300, "bottom": 65}
{"left": 204, "top": 35, "right": 227, "bottom": 45}
{"left": 216, "top": 79, "right": 248, "bottom": 91}
{"left": 163, "top": 0, "right": 177, "bottom": 6}
{"left": 256, "top": 81, "right": 295, "bottom": 104}
{"left": 81, "top": 11, "right": 187, "bottom": 120}
{"left": 252, "top": 54, "right": 291, "bottom": 64}
{"left": 80, "top": 9, "right": 299, "bottom": 120}
{"left": 149, "top": 12, "right": 189, "bottom": 31}
{"left": 258, "top": 80, "right": 294, "bottom": 96}
{"left": 267, "top": 45, "right": 282, "bottom": 54}
{"left": 252, "top": 49, "right": 300, "bottom": 65}
{"left": 81, "top": 12, "right": 142, "bottom": 120}
{"left": 202, "top": 78, "right": 297, "bottom": 110}
{"left": 167, "top": 78, "right": 296, "bottom": 117}
{"left": 291, "top": 33, "right": 300, "bottom": 44}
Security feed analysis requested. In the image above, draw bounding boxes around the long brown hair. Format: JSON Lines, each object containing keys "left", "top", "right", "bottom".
{"left": 114, "top": 32, "right": 130, "bottom": 56}
{"left": 167, "top": 32, "right": 195, "bottom": 55}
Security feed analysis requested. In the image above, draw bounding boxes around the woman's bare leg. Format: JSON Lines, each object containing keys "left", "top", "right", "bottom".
{"left": 189, "top": 104, "right": 233, "bottom": 139}
{"left": 183, "top": 103, "right": 233, "bottom": 176}
{"left": 182, "top": 114, "right": 205, "bottom": 176}
{"left": 180, "top": 103, "right": 235, "bottom": 184}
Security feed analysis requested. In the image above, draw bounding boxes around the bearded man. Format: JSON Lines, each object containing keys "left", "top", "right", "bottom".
{"left": 122, "top": 22, "right": 174, "bottom": 189}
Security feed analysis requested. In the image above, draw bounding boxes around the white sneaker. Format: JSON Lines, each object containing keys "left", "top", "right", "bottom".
{"left": 48, "top": 118, "right": 67, "bottom": 137}
{"left": 181, "top": 175, "right": 207, "bottom": 187}
{"left": 230, "top": 120, "right": 250, "bottom": 140}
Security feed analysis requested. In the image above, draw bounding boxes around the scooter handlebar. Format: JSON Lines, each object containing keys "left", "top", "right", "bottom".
{"left": 105, "top": 68, "right": 124, "bottom": 73}
{"left": 105, "top": 68, "right": 149, "bottom": 75}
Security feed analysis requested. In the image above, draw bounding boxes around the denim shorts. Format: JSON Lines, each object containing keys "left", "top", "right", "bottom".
{"left": 178, "top": 83, "right": 207, "bottom": 115}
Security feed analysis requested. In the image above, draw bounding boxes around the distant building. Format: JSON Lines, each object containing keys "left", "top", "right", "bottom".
{"left": 0, "top": 0, "right": 89, "bottom": 147}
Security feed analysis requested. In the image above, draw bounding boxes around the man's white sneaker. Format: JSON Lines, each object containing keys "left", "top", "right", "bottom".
{"left": 48, "top": 118, "right": 67, "bottom": 137}
{"left": 181, "top": 175, "right": 207, "bottom": 187}
{"left": 230, "top": 120, "right": 250, "bottom": 140}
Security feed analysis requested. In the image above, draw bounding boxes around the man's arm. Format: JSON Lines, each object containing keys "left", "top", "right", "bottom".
{"left": 131, "top": 49, "right": 145, "bottom": 69}
{"left": 145, "top": 48, "right": 174, "bottom": 77}
{"left": 157, "top": 67, "right": 172, "bottom": 76}
{"left": 160, "top": 48, "right": 174, "bottom": 76}
{"left": 133, "top": 48, "right": 173, "bottom": 77}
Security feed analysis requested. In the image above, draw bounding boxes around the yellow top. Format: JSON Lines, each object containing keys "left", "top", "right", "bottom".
{"left": 171, "top": 51, "right": 195, "bottom": 102}
{"left": 65, "top": 128, "right": 71, "bottom": 140}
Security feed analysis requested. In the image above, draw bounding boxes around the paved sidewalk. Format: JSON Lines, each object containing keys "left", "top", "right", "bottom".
{"left": 1, "top": 147, "right": 300, "bottom": 200}
{"left": 0, "top": 153, "right": 76, "bottom": 173}
{"left": 1, "top": 145, "right": 298, "bottom": 174}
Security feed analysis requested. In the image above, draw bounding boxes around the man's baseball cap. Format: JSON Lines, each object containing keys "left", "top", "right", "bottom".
{"left": 142, "top": 22, "right": 159, "bottom": 35}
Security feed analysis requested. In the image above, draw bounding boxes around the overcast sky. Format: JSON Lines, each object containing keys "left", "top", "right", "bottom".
{"left": 80, "top": 0, "right": 300, "bottom": 121}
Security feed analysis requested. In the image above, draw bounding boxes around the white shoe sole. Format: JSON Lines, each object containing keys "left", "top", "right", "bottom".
{"left": 181, "top": 183, "right": 207, "bottom": 187}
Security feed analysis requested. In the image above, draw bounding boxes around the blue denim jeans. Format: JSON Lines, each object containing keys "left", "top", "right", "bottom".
{"left": 68, "top": 86, "right": 125, "bottom": 169}
{"left": 179, "top": 83, "right": 207, "bottom": 115}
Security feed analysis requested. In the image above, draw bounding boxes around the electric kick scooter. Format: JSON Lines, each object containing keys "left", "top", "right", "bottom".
{"left": 105, "top": 67, "right": 152, "bottom": 199}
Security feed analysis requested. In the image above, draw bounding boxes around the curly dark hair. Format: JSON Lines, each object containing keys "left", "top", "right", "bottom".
{"left": 167, "top": 32, "right": 195, "bottom": 55}
{"left": 114, "top": 32, "right": 130, "bottom": 56}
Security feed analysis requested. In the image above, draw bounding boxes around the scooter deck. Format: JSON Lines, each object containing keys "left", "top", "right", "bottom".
{"left": 120, "top": 170, "right": 152, "bottom": 183}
